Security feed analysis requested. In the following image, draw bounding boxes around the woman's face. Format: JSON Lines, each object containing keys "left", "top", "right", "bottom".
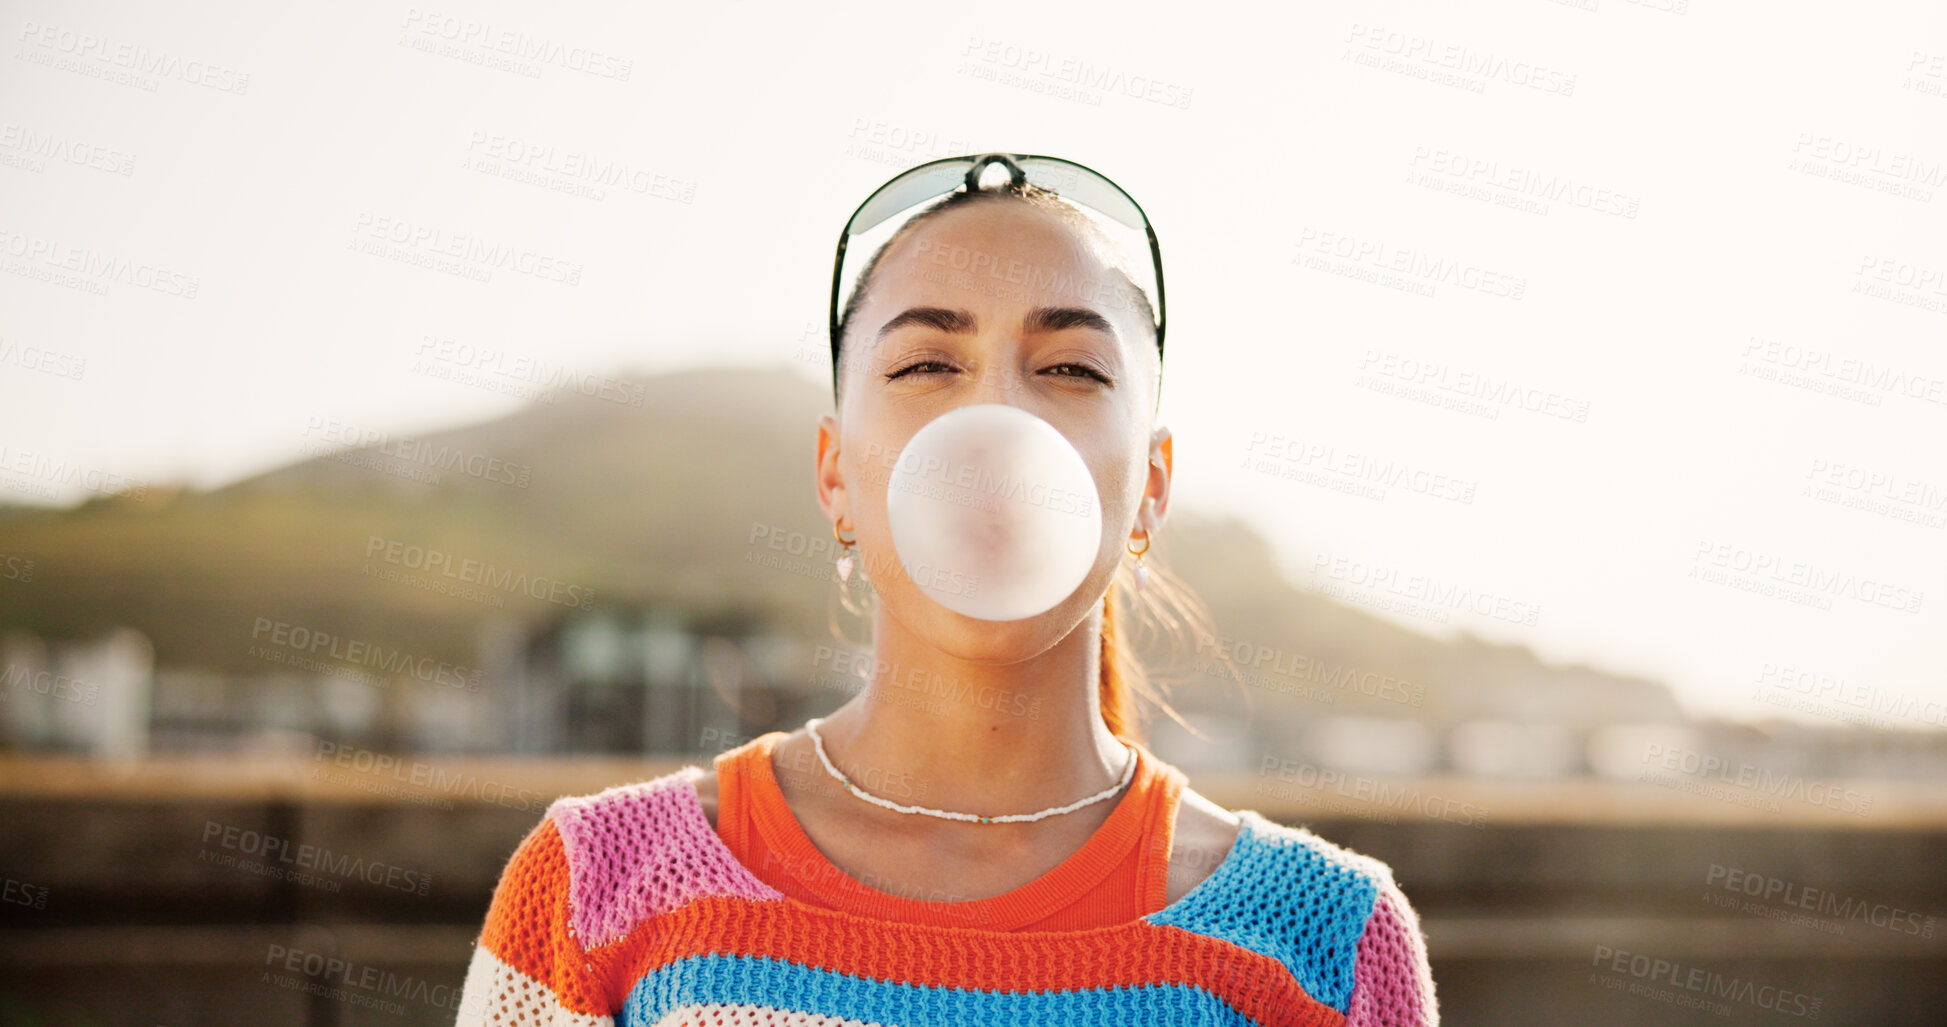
{"left": 817, "top": 198, "right": 1170, "bottom": 660}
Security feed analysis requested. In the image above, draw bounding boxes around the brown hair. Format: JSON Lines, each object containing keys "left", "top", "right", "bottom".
{"left": 832, "top": 182, "right": 1230, "bottom": 748}
{"left": 1099, "top": 545, "right": 1236, "bottom": 747}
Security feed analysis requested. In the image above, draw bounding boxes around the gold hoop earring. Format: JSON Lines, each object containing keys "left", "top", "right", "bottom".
{"left": 829, "top": 517, "right": 874, "bottom": 624}
{"left": 1127, "top": 530, "right": 1150, "bottom": 592}
{"left": 833, "top": 518, "right": 857, "bottom": 581}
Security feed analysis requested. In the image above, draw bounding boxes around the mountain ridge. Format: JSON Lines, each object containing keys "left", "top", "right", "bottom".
{"left": 0, "top": 365, "right": 1681, "bottom": 729}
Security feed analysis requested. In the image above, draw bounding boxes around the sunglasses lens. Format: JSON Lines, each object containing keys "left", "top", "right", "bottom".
{"left": 1016, "top": 158, "right": 1147, "bottom": 231}
{"left": 848, "top": 162, "right": 974, "bottom": 236}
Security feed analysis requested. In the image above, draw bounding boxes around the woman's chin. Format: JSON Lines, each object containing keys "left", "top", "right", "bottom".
{"left": 894, "top": 595, "right": 1083, "bottom": 660}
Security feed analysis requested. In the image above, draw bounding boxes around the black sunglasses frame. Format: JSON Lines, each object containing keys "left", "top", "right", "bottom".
{"left": 827, "top": 153, "right": 1166, "bottom": 391}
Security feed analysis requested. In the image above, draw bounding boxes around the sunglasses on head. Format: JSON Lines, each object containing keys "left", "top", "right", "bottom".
{"left": 828, "top": 153, "right": 1167, "bottom": 389}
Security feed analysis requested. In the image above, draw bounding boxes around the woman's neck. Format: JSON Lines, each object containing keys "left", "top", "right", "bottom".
{"left": 810, "top": 606, "right": 1133, "bottom": 821}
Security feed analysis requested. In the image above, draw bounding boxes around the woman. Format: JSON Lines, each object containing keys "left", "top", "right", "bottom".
{"left": 456, "top": 154, "right": 1438, "bottom": 1026}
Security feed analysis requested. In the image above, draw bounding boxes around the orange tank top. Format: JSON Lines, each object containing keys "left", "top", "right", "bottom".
{"left": 712, "top": 729, "right": 1188, "bottom": 931}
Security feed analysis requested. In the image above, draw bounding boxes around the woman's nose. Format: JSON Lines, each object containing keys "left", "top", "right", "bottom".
{"left": 965, "top": 362, "right": 1035, "bottom": 412}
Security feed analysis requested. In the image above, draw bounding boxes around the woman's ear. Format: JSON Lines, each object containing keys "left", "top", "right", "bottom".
{"left": 816, "top": 413, "right": 848, "bottom": 523}
{"left": 1142, "top": 428, "right": 1173, "bottom": 531}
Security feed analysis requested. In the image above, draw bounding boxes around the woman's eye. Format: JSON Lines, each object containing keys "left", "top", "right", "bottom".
{"left": 884, "top": 361, "right": 1111, "bottom": 384}
{"left": 885, "top": 360, "right": 954, "bottom": 380}
{"left": 1049, "top": 363, "right": 1112, "bottom": 384}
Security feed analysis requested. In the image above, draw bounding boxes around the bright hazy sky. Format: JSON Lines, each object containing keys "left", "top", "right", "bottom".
{"left": 3, "top": 0, "right": 1942, "bottom": 725}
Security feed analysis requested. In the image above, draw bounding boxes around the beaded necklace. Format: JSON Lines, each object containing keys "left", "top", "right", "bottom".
{"left": 803, "top": 716, "right": 1138, "bottom": 824}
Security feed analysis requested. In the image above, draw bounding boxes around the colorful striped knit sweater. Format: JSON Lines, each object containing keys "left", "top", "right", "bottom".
{"left": 455, "top": 761, "right": 1439, "bottom": 1026}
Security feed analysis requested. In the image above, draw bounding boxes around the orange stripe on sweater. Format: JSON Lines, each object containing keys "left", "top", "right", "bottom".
{"left": 477, "top": 817, "right": 614, "bottom": 1017}
{"left": 587, "top": 894, "right": 1344, "bottom": 1027}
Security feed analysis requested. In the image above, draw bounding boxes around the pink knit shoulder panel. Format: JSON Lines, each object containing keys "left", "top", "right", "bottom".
{"left": 548, "top": 766, "right": 785, "bottom": 950}
{"left": 1346, "top": 881, "right": 1439, "bottom": 1026}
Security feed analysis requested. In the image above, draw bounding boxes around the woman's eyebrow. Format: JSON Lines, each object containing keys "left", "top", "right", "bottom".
{"left": 1024, "top": 306, "right": 1119, "bottom": 340}
{"left": 875, "top": 306, "right": 974, "bottom": 342}
{"left": 874, "top": 306, "right": 1119, "bottom": 343}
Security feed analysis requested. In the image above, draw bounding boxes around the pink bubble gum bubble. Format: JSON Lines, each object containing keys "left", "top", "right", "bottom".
{"left": 885, "top": 403, "right": 1102, "bottom": 621}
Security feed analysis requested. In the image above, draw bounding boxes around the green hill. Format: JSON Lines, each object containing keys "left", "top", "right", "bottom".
{"left": 0, "top": 365, "right": 1679, "bottom": 728}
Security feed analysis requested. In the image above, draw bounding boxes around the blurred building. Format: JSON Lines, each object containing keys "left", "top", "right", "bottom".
{"left": 0, "top": 626, "right": 153, "bottom": 756}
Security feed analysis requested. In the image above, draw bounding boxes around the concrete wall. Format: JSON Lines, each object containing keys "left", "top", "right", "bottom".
{"left": 2, "top": 774, "right": 1942, "bottom": 1025}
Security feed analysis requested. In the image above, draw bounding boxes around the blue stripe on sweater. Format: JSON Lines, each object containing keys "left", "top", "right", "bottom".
{"left": 620, "top": 953, "right": 1260, "bottom": 1026}
{"left": 1145, "top": 809, "right": 1380, "bottom": 1013}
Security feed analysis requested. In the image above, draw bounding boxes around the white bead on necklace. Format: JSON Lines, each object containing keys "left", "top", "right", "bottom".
{"left": 803, "top": 716, "right": 1138, "bottom": 824}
